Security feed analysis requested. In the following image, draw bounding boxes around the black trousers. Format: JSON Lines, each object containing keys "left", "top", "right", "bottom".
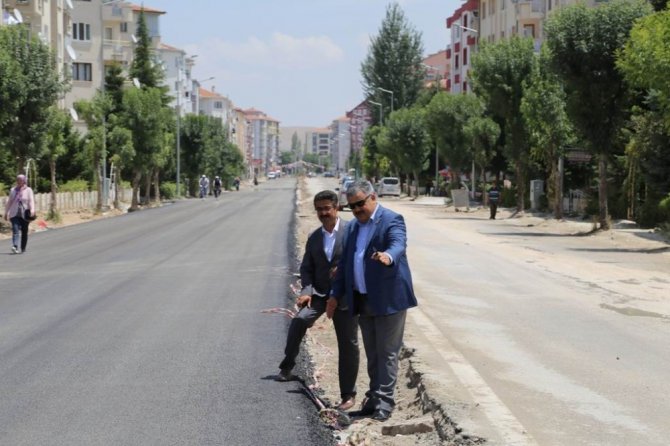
{"left": 280, "top": 295, "right": 360, "bottom": 399}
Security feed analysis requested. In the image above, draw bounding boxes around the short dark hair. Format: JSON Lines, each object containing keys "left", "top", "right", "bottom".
{"left": 314, "top": 190, "right": 338, "bottom": 205}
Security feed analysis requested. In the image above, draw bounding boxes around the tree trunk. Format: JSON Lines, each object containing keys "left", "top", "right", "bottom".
{"left": 49, "top": 158, "right": 58, "bottom": 218}
{"left": 413, "top": 170, "right": 420, "bottom": 198}
{"left": 554, "top": 156, "right": 563, "bottom": 220}
{"left": 113, "top": 164, "right": 120, "bottom": 210}
{"left": 130, "top": 169, "right": 142, "bottom": 210}
{"left": 143, "top": 172, "right": 151, "bottom": 205}
{"left": 516, "top": 162, "right": 526, "bottom": 212}
{"left": 598, "top": 153, "right": 610, "bottom": 230}
{"left": 153, "top": 169, "right": 160, "bottom": 203}
{"left": 479, "top": 165, "right": 487, "bottom": 205}
{"left": 96, "top": 160, "right": 103, "bottom": 212}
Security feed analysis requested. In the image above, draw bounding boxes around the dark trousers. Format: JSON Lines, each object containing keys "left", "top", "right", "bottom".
{"left": 10, "top": 216, "right": 29, "bottom": 251}
{"left": 354, "top": 291, "right": 407, "bottom": 412}
{"left": 280, "top": 295, "right": 360, "bottom": 399}
{"left": 490, "top": 201, "right": 498, "bottom": 219}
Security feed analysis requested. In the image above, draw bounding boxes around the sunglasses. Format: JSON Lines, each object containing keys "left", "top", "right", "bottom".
{"left": 348, "top": 194, "right": 371, "bottom": 210}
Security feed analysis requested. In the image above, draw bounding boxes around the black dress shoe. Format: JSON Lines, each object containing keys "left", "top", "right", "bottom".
{"left": 371, "top": 409, "right": 391, "bottom": 421}
{"left": 348, "top": 405, "right": 375, "bottom": 417}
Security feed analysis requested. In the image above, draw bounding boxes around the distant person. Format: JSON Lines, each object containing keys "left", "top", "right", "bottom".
{"left": 213, "top": 176, "right": 222, "bottom": 199}
{"left": 488, "top": 180, "right": 501, "bottom": 220}
{"left": 253, "top": 175, "right": 258, "bottom": 186}
{"left": 3, "top": 174, "right": 35, "bottom": 254}
{"left": 277, "top": 190, "right": 360, "bottom": 412}
{"left": 425, "top": 179, "right": 433, "bottom": 197}
{"left": 233, "top": 177, "right": 241, "bottom": 191}
{"left": 199, "top": 175, "right": 209, "bottom": 199}
{"left": 327, "top": 180, "right": 417, "bottom": 422}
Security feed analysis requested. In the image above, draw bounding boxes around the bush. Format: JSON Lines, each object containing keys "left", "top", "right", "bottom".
{"left": 0, "top": 182, "right": 6, "bottom": 197}
{"left": 59, "top": 179, "right": 90, "bottom": 193}
{"left": 500, "top": 187, "right": 516, "bottom": 208}
{"left": 160, "top": 182, "right": 177, "bottom": 200}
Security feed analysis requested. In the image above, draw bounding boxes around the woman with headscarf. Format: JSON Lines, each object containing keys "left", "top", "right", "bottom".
{"left": 3, "top": 174, "right": 35, "bottom": 254}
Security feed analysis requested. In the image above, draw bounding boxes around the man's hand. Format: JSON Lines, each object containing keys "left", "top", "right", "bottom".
{"left": 326, "top": 297, "right": 338, "bottom": 319}
{"left": 296, "top": 295, "right": 312, "bottom": 308}
{"left": 371, "top": 251, "right": 392, "bottom": 266}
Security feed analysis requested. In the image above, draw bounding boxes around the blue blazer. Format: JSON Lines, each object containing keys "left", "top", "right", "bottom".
{"left": 331, "top": 205, "right": 417, "bottom": 316}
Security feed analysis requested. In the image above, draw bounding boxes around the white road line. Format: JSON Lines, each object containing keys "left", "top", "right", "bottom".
{"left": 409, "top": 306, "right": 538, "bottom": 446}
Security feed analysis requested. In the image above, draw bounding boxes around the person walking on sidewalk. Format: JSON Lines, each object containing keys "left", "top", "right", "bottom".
{"left": 199, "top": 175, "right": 210, "bottom": 199}
{"left": 3, "top": 174, "right": 36, "bottom": 254}
{"left": 277, "top": 190, "right": 360, "bottom": 411}
{"left": 488, "top": 180, "right": 501, "bottom": 220}
{"left": 213, "top": 176, "right": 222, "bottom": 199}
{"left": 327, "top": 180, "right": 417, "bottom": 422}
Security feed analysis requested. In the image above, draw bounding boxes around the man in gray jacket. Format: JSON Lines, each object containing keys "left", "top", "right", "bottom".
{"left": 276, "top": 190, "right": 360, "bottom": 411}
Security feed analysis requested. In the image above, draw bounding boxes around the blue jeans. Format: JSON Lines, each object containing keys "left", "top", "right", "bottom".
{"left": 10, "top": 216, "right": 29, "bottom": 251}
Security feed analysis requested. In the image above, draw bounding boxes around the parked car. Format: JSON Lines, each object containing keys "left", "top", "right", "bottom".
{"left": 337, "top": 180, "right": 354, "bottom": 210}
{"left": 377, "top": 177, "right": 401, "bottom": 197}
{"left": 267, "top": 172, "right": 276, "bottom": 179}
{"left": 323, "top": 171, "right": 334, "bottom": 178}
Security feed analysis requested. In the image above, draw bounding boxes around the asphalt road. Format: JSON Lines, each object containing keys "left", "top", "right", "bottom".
{"left": 310, "top": 176, "right": 670, "bottom": 446}
{"left": 0, "top": 178, "right": 332, "bottom": 446}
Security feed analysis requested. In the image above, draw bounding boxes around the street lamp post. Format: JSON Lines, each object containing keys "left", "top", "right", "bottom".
{"left": 369, "top": 100, "right": 383, "bottom": 125}
{"left": 377, "top": 87, "right": 394, "bottom": 121}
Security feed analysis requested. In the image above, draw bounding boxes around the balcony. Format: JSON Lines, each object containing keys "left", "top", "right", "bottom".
{"left": 102, "top": 39, "right": 133, "bottom": 62}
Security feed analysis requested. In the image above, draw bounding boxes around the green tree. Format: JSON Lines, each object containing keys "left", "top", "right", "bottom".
{"left": 361, "top": 3, "right": 425, "bottom": 124}
{"left": 43, "top": 108, "right": 79, "bottom": 220}
{"left": 0, "top": 26, "right": 66, "bottom": 174}
{"left": 521, "top": 48, "right": 575, "bottom": 219}
{"left": 471, "top": 37, "right": 535, "bottom": 212}
{"left": 617, "top": 9, "right": 670, "bottom": 129}
{"left": 129, "top": 10, "right": 163, "bottom": 91}
{"left": 425, "top": 92, "right": 484, "bottom": 188}
{"left": 290, "top": 131, "right": 302, "bottom": 161}
{"left": 465, "top": 115, "right": 501, "bottom": 205}
{"left": 361, "top": 126, "right": 391, "bottom": 180}
{"left": 377, "top": 107, "right": 431, "bottom": 197}
{"left": 544, "top": 0, "right": 652, "bottom": 229}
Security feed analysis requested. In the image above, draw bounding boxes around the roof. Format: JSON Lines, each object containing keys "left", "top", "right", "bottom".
{"left": 159, "top": 43, "right": 183, "bottom": 53}
{"left": 199, "top": 87, "right": 225, "bottom": 99}
{"left": 129, "top": 4, "right": 166, "bottom": 15}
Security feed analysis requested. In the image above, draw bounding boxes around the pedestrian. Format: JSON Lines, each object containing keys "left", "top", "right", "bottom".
{"left": 253, "top": 175, "right": 258, "bottom": 186}
{"left": 277, "top": 190, "right": 360, "bottom": 411}
{"left": 425, "top": 179, "right": 433, "bottom": 197}
{"left": 199, "top": 175, "right": 209, "bottom": 199}
{"left": 233, "top": 176, "right": 240, "bottom": 191}
{"left": 213, "top": 176, "right": 222, "bottom": 199}
{"left": 3, "top": 174, "right": 36, "bottom": 254}
{"left": 488, "top": 180, "right": 501, "bottom": 220}
{"left": 327, "top": 180, "right": 417, "bottom": 422}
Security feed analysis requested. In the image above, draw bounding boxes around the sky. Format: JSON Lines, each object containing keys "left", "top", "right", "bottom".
{"left": 150, "top": 0, "right": 463, "bottom": 127}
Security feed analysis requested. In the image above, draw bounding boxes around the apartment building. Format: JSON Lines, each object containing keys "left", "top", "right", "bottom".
{"left": 422, "top": 50, "right": 449, "bottom": 89}
{"left": 157, "top": 43, "right": 196, "bottom": 117}
{"left": 329, "top": 116, "right": 351, "bottom": 173}
{"left": 244, "top": 108, "right": 280, "bottom": 175}
{"left": 479, "top": 0, "right": 543, "bottom": 49}
{"left": 346, "top": 101, "right": 373, "bottom": 156}
{"left": 2, "top": 0, "right": 73, "bottom": 106}
{"left": 445, "top": 0, "right": 478, "bottom": 93}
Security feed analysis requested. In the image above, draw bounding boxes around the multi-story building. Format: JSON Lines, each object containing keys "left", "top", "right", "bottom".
{"left": 479, "top": 0, "right": 542, "bottom": 50}
{"left": 329, "top": 116, "right": 351, "bottom": 173}
{"left": 445, "top": 0, "right": 478, "bottom": 93}
{"left": 346, "top": 101, "right": 373, "bottom": 155}
{"left": 3, "top": 0, "right": 74, "bottom": 107}
{"left": 244, "top": 108, "right": 280, "bottom": 176}
{"left": 198, "top": 86, "right": 233, "bottom": 125}
{"left": 157, "top": 43, "right": 196, "bottom": 117}
{"left": 65, "top": 1, "right": 165, "bottom": 112}
{"left": 306, "top": 128, "right": 331, "bottom": 158}
{"left": 422, "top": 50, "right": 449, "bottom": 89}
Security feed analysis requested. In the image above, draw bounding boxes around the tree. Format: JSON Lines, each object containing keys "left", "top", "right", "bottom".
{"left": 361, "top": 126, "right": 391, "bottom": 180}
{"left": 0, "top": 26, "right": 66, "bottom": 175}
{"left": 377, "top": 107, "right": 431, "bottom": 197}
{"left": 425, "top": 92, "right": 484, "bottom": 188}
{"left": 544, "top": 0, "right": 652, "bottom": 229}
{"left": 617, "top": 9, "right": 670, "bottom": 130}
{"left": 290, "top": 131, "right": 302, "bottom": 162}
{"left": 43, "top": 108, "right": 79, "bottom": 220}
{"left": 521, "top": 48, "right": 575, "bottom": 219}
{"left": 465, "top": 116, "right": 501, "bottom": 205}
{"left": 471, "top": 37, "right": 535, "bottom": 212}
{"left": 361, "top": 3, "right": 425, "bottom": 124}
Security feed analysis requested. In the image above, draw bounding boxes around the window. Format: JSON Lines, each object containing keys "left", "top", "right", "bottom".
{"left": 464, "top": 16, "right": 468, "bottom": 28}
{"left": 482, "top": 2, "right": 487, "bottom": 18}
{"left": 463, "top": 81, "right": 468, "bottom": 92}
{"left": 548, "top": 0, "right": 552, "bottom": 10}
{"left": 72, "top": 62, "right": 92, "bottom": 81}
{"left": 120, "top": 22, "right": 128, "bottom": 33}
{"left": 463, "top": 48, "right": 468, "bottom": 65}
{"left": 72, "top": 23, "right": 91, "bottom": 41}
{"left": 523, "top": 24, "right": 535, "bottom": 38}
{"left": 455, "top": 54, "right": 459, "bottom": 69}
{"left": 214, "top": 101, "right": 223, "bottom": 109}
{"left": 104, "top": 27, "right": 112, "bottom": 40}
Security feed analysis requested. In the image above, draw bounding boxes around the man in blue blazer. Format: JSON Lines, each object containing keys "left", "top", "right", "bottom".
{"left": 327, "top": 180, "right": 417, "bottom": 421}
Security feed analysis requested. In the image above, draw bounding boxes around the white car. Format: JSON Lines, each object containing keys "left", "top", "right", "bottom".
{"left": 338, "top": 180, "right": 354, "bottom": 210}
{"left": 377, "top": 177, "right": 401, "bottom": 197}
{"left": 267, "top": 172, "right": 276, "bottom": 179}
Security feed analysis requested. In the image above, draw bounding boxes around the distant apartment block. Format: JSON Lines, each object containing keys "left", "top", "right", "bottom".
{"left": 347, "top": 101, "right": 373, "bottom": 155}
{"left": 422, "top": 50, "right": 449, "bottom": 90}
{"left": 446, "top": 0, "right": 478, "bottom": 93}
{"left": 244, "top": 108, "right": 280, "bottom": 175}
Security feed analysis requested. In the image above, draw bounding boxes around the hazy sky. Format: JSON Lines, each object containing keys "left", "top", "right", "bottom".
{"left": 150, "top": 0, "right": 462, "bottom": 127}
